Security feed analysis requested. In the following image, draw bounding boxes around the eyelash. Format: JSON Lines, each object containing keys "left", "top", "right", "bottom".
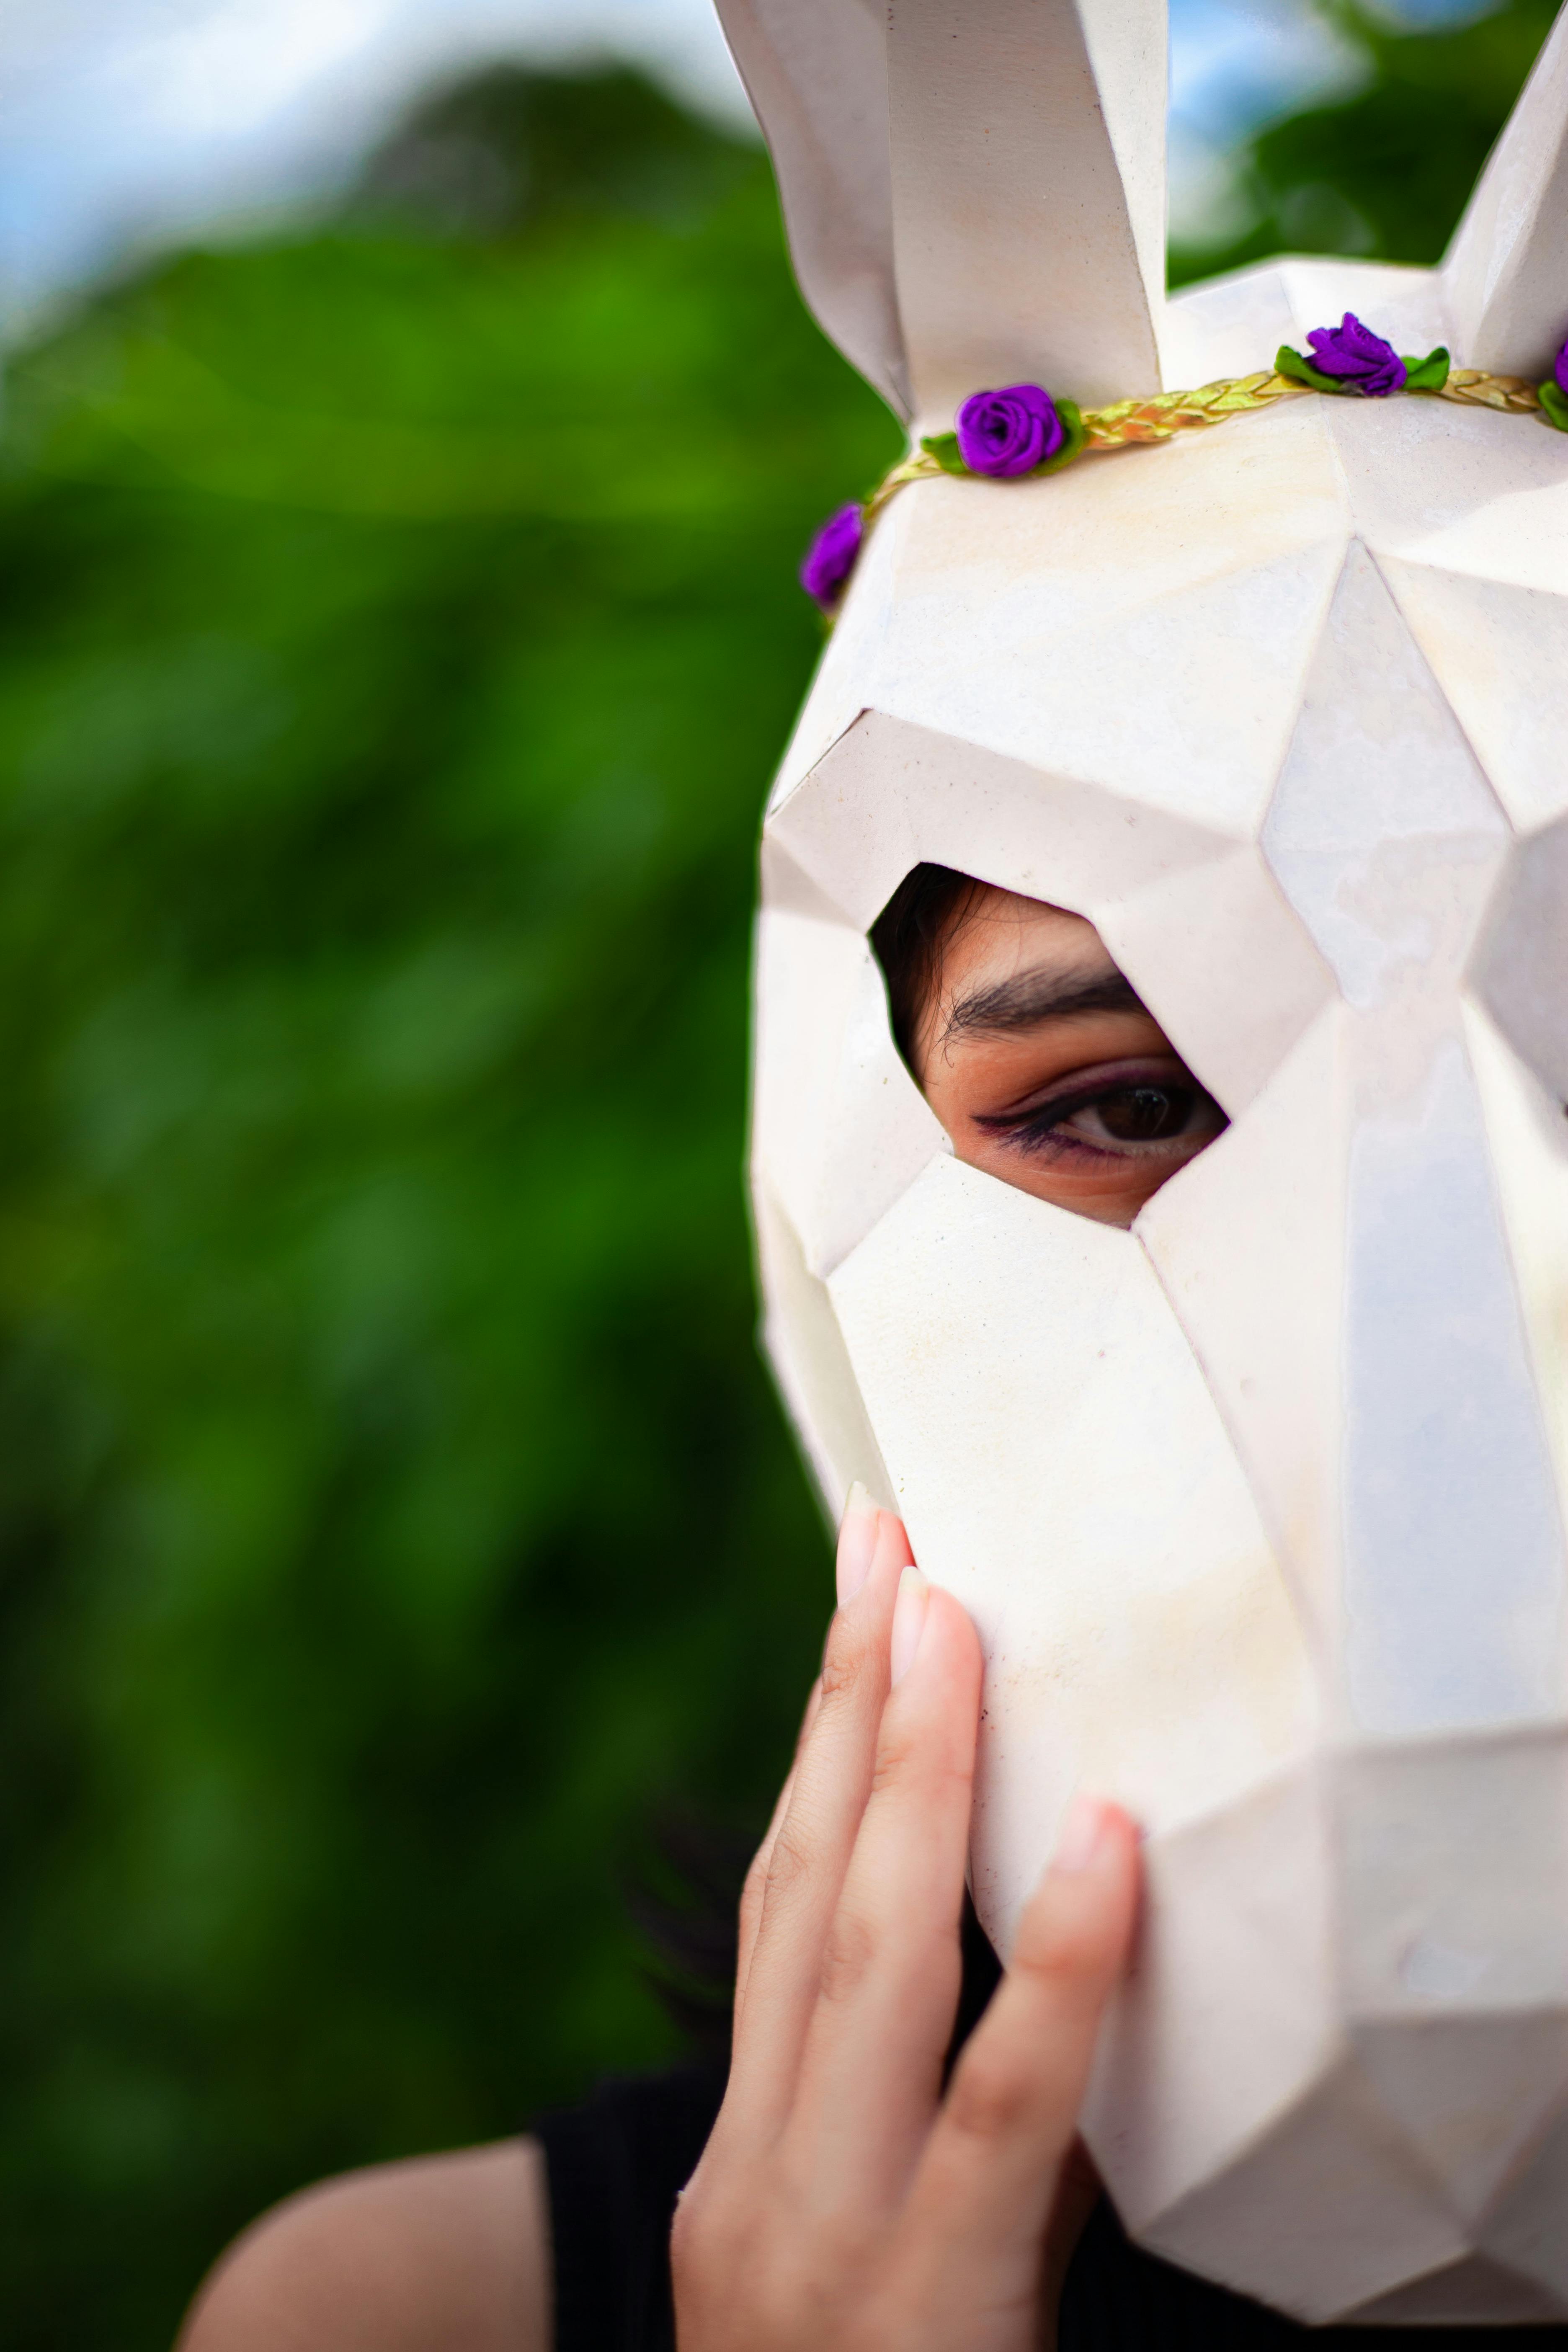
{"left": 972, "top": 1061, "right": 1225, "bottom": 1164}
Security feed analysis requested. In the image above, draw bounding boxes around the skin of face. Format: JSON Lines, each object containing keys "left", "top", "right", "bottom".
{"left": 912, "top": 885, "right": 1227, "bottom": 1229}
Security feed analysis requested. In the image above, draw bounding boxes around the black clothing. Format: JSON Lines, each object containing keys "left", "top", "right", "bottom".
{"left": 536, "top": 2059, "right": 726, "bottom": 2352}
{"left": 1058, "top": 2207, "right": 1568, "bottom": 2349}
{"left": 536, "top": 1903, "right": 1568, "bottom": 2349}
{"left": 536, "top": 2058, "right": 1568, "bottom": 2351}
{"left": 536, "top": 2060, "right": 729, "bottom": 2352}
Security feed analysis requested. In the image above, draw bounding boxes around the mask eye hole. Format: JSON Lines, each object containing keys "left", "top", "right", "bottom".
{"left": 873, "top": 867, "right": 1228, "bottom": 1229}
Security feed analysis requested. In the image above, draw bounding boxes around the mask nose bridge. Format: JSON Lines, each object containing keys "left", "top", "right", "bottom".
{"left": 1140, "top": 538, "right": 1568, "bottom": 1737}
{"left": 1138, "top": 1000, "right": 1568, "bottom": 1735}
{"left": 1133, "top": 926, "right": 1568, "bottom": 2254}
{"left": 1338, "top": 1021, "right": 1568, "bottom": 1736}
{"left": 1329, "top": 1034, "right": 1568, "bottom": 2243}
{"left": 1271, "top": 542, "right": 1568, "bottom": 1738}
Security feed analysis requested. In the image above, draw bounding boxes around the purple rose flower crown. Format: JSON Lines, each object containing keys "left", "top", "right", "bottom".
{"left": 801, "top": 314, "right": 1568, "bottom": 611}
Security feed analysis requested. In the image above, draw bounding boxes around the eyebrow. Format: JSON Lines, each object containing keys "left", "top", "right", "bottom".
{"left": 941, "top": 964, "right": 1146, "bottom": 1045}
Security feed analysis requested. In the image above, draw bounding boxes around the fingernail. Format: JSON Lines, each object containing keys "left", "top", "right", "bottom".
{"left": 890, "top": 1565, "right": 930, "bottom": 1686}
{"left": 837, "top": 1480, "right": 879, "bottom": 1606}
{"left": 1053, "top": 1792, "right": 1109, "bottom": 1875}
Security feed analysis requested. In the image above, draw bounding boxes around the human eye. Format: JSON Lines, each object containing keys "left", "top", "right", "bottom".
{"left": 973, "top": 1056, "right": 1227, "bottom": 1165}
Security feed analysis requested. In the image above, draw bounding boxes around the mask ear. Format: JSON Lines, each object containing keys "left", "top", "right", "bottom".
{"left": 714, "top": 0, "right": 1167, "bottom": 427}
{"left": 716, "top": 0, "right": 910, "bottom": 417}
{"left": 1443, "top": 0, "right": 1568, "bottom": 379}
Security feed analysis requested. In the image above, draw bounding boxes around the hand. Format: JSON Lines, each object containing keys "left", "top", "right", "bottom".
{"left": 672, "top": 1494, "right": 1140, "bottom": 2352}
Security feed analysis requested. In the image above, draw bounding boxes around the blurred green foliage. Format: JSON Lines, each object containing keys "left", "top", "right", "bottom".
{"left": 0, "top": 12, "right": 1553, "bottom": 2342}
{"left": 0, "top": 70, "right": 895, "bottom": 2348}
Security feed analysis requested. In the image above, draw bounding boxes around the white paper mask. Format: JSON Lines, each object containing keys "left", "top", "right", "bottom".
{"left": 718, "top": 0, "right": 1568, "bottom": 2321}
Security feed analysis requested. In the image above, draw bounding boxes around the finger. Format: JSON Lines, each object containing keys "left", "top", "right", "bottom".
{"left": 836, "top": 1480, "right": 881, "bottom": 1606}
{"left": 720, "top": 1509, "right": 910, "bottom": 2135}
{"left": 902, "top": 1798, "right": 1139, "bottom": 2318}
{"left": 735, "top": 1678, "right": 823, "bottom": 2011}
{"left": 735, "top": 1480, "right": 899, "bottom": 2012}
{"left": 784, "top": 1578, "right": 982, "bottom": 2210}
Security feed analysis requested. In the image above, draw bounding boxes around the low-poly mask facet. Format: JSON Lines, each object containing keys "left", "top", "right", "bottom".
{"left": 720, "top": 0, "right": 1568, "bottom": 2318}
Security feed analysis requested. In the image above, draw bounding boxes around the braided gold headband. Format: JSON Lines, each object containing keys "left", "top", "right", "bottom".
{"left": 800, "top": 311, "right": 1568, "bottom": 611}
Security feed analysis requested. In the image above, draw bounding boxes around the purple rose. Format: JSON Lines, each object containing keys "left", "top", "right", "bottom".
{"left": 1556, "top": 332, "right": 1568, "bottom": 398}
{"left": 800, "top": 502, "right": 863, "bottom": 609}
{"left": 1305, "top": 313, "right": 1407, "bottom": 397}
{"left": 955, "top": 383, "right": 1065, "bottom": 477}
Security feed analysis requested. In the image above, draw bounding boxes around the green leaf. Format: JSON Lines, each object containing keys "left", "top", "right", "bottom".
{"left": 1038, "top": 398, "right": 1087, "bottom": 474}
{"left": 1274, "top": 344, "right": 1346, "bottom": 395}
{"left": 1540, "top": 379, "right": 1568, "bottom": 433}
{"left": 919, "top": 430, "right": 968, "bottom": 475}
{"left": 1402, "top": 345, "right": 1451, "bottom": 391}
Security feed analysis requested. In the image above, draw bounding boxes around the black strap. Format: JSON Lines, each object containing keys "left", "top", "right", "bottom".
{"left": 1061, "top": 2197, "right": 1568, "bottom": 2351}
{"left": 535, "top": 2060, "right": 728, "bottom": 2352}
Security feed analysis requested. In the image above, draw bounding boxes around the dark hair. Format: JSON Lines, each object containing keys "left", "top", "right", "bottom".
{"left": 869, "top": 862, "right": 983, "bottom": 1075}
{"left": 631, "top": 1811, "right": 751, "bottom": 2059}
{"left": 634, "top": 1808, "right": 1002, "bottom": 2068}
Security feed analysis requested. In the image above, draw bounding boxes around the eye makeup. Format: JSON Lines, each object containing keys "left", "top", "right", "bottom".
{"left": 970, "top": 1055, "right": 1228, "bottom": 1165}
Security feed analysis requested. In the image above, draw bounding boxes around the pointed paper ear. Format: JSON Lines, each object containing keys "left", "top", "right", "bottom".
{"left": 1443, "top": 0, "right": 1568, "bottom": 379}
{"left": 713, "top": 0, "right": 911, "bottom": 417}
{"left": 714, "top": 0, "right": 1167, "bottom": 427}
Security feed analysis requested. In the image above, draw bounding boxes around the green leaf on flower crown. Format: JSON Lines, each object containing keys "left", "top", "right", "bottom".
{"left": 919, "top": 431, "right": 968, "bottom": 475}
{"left": 1402, "top": 346, "right": 1451, "bottom": 391}
{"left": 1037, "top": 400, "right": 1087, "bottom": 474}
{"left": 1540, "top": 380, "right": 1568, "bottom": 433}
{"left": 1274, "top": 344, "right": 1346, "bottom": 395}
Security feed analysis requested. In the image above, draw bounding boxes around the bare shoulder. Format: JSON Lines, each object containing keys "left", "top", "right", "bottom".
{"left": 177, "top": 2136, "right": 551, "bottom": 2352}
